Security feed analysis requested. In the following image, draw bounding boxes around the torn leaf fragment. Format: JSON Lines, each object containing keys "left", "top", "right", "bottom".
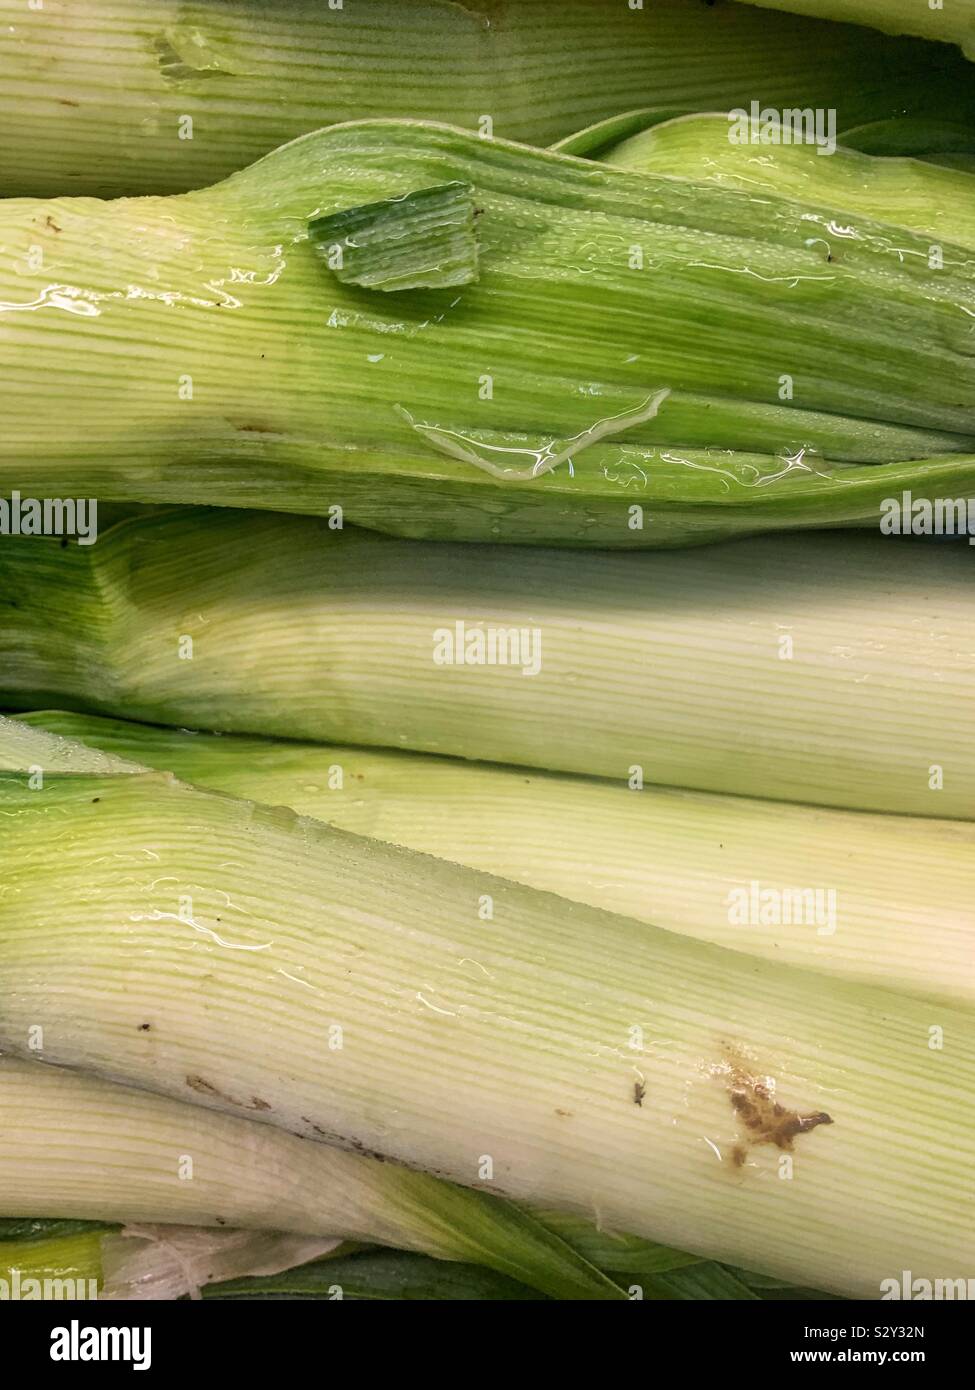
{"left": 309, "top": 182, "right": 479, "bottom": 292}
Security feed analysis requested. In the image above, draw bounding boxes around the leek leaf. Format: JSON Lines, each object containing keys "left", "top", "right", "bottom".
{"left": 603, "top": 113, "right": 975, "bottom": 247}
{"left": 202, "top": 1249, "right": 543, "bottom": 1301}
{"left": 837, "top": 117, "right": 975, "bottom": 160}
{"left": 736, "top": 0, "right": 975, "bottom": 56}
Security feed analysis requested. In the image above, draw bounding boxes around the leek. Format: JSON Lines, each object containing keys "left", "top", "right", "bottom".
{"left": 0, "top": 1056, "right": 622, "bottom": 1301}
{"left": 1, "top": 122, "right": 975, "bottom": 544}
{"left": 0, "top": 747, "right": 971, "bottom": 1299}
{"left": 0, "top": 1055, "right": 786, "bottom": 1301}
{"left": 20, "top": 710, "right": 975, "bottom": 1009}
{"left": 2, "top": 511, "right": 973, "bottom": 819}
{"left": 1, "top": 0, "right": 972, "bottom": 198}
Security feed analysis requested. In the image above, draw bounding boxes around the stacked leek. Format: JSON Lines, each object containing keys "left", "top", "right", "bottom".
{"left": 1, "top": 510, "right": 972, "bottom": 819}
{"left": 1, "top": 0, "right": 974, "bottom": 1309}
{"left": 1, "top": 120, "right": 975, "bottom": 544}
{"left": 0, "top": 716, "right": 972, "bottom": 1301}
{"left": 2, "top": 0, "right": 973, "bottom": 197}
{"left": 16, "top": 710, "right": 975, "bottom": 1009}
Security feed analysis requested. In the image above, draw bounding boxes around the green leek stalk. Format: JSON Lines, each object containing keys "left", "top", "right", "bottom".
{"left": 0, "top": 1226, "right": 103, "bottom": 1299}
{"left": 20, "top": 710, "right": 975, "bottom": 1009}
{"left": 1, "top": 123, "right": 975, "bottom": 546}
{"left": 0, "top": 1056, "right": 620, "bottom": 1300}
{"left": 738, "top": 1, "right": 975, "bottom": 57}
{"left": 1, "top": 0, "right": 972, "bottom": 198}
{"left": 602, "top": 113, "right": 975, "bottom": 247}
{"left": 0, "top": 738, "right": 971, "bottom": 1299}
{"left": 2, "top": 511, "right": 973, "bottom": 819}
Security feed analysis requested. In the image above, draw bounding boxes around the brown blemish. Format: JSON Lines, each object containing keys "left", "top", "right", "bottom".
{"left": 633, "top": 1081, "right": 646, "bottom": 1108}
{"left": 57, "top": 98, "right": 80, "bottom": 107}
{"left": 350, "top": 1136, "right": 388, "bottom": 1163}
{"left": 302, "top": 1116, "right": 331, "bottom": 1138}
{"left": 186, "top": 1074, "right": 270, "bottom": 1113}
{"left": 299, "top": 1118, "right": 389, "bottom": 1164}
{"left": 555, "top": 1107, "right": 573, "bottom": 1118}
{"left": 138, "top": 1022, "right": 151, "bottom": 1032}
{"left": 717, "top": 1045, "right": 832, "bottom": 1166}
{"left": 186, "top": 1074, "right": 224, "bottom": 1099}
{"left": 45, "top": 216, "right": 62, "bottom": 233}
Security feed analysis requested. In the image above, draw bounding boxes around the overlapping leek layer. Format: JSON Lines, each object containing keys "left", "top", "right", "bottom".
{"left": 603, "top": 113, "right": 975, "bottom": 247}
{"left": 0, "top": 1214, "right": 790, "bottom": 1302}
{"left": 0, "top": 744, "right": 971, "bottom": 1300}
{"left": 1, "top": 511, "right": 972, "bottom": 818}
{"left": 738, "top": 0, "right": 975, "bottom": 56}
{"left": 555, "top": 110, "right": 975, "bottom": 164}
{"left": 20, "top": 710, "right": 975, "bottom": 1008}
{"left": 1, "top": 0, "right": 973, "bottom": 197}
{"left": 1, "top": 120, "right": 974, "bottom": 544}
